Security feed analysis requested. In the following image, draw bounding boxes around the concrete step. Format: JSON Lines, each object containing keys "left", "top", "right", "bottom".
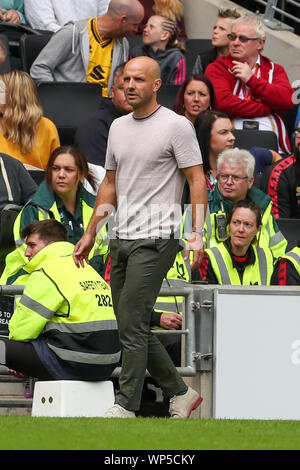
{"left": 0, "top": 375, "right": 26, "bottom": 396}
{"left": 0, "top": 396, "right": 32, "bottom": 416}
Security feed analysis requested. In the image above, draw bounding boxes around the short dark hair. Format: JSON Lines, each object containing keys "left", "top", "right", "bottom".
{"left": 227, "top": 200, "right": 262, "bottom": 229}
{"left": 21, "top": 219, "right": 68, "bottom": 243}
{"left": 173, "top": 74, "right": 216, "bottom": 117}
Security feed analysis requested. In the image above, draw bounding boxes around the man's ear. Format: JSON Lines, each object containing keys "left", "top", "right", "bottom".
{"left": 257, "top": 38, "right": 265, "bottom": 52}
{"left": 248, "top": 177, "right": 255, "bottom": 190}
{"left": 153, "top": 78, "right": 162, "bottom": 93}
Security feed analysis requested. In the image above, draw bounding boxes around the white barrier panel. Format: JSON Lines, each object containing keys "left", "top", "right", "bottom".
{"left": 213, "top": 287, "right": 300, "bottom": 420}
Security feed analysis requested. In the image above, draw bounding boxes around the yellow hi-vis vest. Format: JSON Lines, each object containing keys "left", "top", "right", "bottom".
{"left": 154, "top": 250, "right": 191, "bottom": 324}
{"left": 206, "top": 243, "right": 274, "bottom": 285}
{"left": 9, "top": 242, "right": 120, "bottom": 368}
{"left": 1, "top": 200, "right": 108, "bottom": 285}
{"left": 280, "top": 247, "right": 300, "bottom": 276}
{"left": 182, "top": 202, "right": 287, "bottom": 259}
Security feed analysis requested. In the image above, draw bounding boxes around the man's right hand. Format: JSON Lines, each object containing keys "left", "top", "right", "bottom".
{"left": 73, "top": 232, "right": 95, "bottom": 267}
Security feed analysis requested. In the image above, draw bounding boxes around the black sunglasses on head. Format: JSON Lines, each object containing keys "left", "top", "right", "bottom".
{"left": 227, "top": 33, "right": 260, "bottom": 43}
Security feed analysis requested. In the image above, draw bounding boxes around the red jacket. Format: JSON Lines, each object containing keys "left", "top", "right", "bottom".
{"left": 205, "top": 54, "right": 294, "bottom": 153}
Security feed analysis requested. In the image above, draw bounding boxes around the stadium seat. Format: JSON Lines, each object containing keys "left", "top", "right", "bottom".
{"left": 282, "top": 100, "right": 299, "bottom": 143}
{"left": 0, "top": 204, "right": 22, "bottom": 276}
{"left": 28, "top": 170, "right": 45, "bottom": 186}
{"left": 19, "top": 32, "right": 53, "bottom": 73}
{"left": 157, "top": 84, "right": 180, "bottom": 109}
{"left": 234, "top": 129, "right": 279, "bottom": 152}
{"left": 37, "top": 82, "right": 102, "bottom": 145}
{"left": 0, "top": 34, "right": 11, "bottom": 73}
{"left": 184, "top": 38, "right": 211, "bottom": 76}
{"left": 127, "top": 35, "right": 143, "bottom": 50}
{"left": 277, "top": 218, "right": 300, "bottom": 251}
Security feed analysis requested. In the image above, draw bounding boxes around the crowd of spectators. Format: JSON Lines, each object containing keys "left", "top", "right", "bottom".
{"left": 0, "top": 0, "right": 299, "bottom": 417}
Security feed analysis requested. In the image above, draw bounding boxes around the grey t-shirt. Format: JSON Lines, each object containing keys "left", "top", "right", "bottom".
{"left": 105, "top": 105, "right": 203, "bottom": 239}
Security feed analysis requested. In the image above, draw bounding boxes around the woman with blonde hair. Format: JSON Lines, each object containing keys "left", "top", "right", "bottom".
{"left": 0, "top": 70, "right": 60, "bottom": 170}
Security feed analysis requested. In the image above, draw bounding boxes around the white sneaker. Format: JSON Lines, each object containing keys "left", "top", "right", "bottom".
{"left": 104, "top": 404, "right": 136, "bottom": 418}
{"left": 169, "top": 387, "right": 203, "bottom": 418}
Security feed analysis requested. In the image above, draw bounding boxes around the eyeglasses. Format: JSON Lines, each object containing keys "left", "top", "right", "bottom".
{"left": 217, "top": 174, "right": 249, "bottom": 183}
{"left": 227, "top": 33, "right": 260, "bottom": 43}
{"left": 294, "top": 128, "right": 300, "bottom": 135}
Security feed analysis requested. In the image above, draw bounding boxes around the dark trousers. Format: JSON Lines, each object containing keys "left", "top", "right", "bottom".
{"left": 109, "top": 238, "right": 187, "bottom": 411}
{"left": 0, "top": 335, "right": 52, "bottom": 379}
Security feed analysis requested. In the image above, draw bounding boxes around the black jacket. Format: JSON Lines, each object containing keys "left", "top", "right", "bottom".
{"left": 192, "top": 47, "right": 217, "bottom": 74}
{"left": 261, "top": 154, "right": 300, "bottom": 219}
{"left": 74, "top": 98, "right": 121, "bottom": 167}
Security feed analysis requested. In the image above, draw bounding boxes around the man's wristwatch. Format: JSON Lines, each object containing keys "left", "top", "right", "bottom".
{"left": 192, "top": 227, "right": 206, "bottom": 237}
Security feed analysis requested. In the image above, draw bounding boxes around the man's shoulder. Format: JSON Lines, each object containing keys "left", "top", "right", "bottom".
{"left": 266, "top": 154, "right": 297, "bottom": 180}
{"left": 248, "top": 186, "right": 273, "bottom": 213}
{"left": 205, "top": 54, "right": 232, "bottom": 73}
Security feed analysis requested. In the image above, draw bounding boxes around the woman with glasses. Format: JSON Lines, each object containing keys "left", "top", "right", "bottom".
{"left": 192, "top": 199, "right": 274, "bottom": 285}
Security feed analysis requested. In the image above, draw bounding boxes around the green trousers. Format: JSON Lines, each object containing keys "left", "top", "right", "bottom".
{"left": 110, "top": 238, "right": 187, "bottom": 411}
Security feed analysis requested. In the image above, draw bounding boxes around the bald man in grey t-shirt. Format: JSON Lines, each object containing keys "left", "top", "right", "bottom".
{"left": 74, "top": 57, "right": 208, "bottom": 418}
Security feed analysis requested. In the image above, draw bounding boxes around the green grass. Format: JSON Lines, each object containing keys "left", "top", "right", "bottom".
{"left": 1, "top": 416, "right": 300, "bottom": 450}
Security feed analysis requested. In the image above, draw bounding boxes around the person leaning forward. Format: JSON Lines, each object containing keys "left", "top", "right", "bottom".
{"left": 74, "top": 56, "right": 208, "bottom": 418}
{"left": 0, "top": 219, "right": 120, "bottom": 381}
{"left": 30, "top": 0, "right": 144, "bottom": 97}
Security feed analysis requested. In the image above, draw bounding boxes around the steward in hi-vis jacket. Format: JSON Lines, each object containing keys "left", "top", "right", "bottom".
{"left": 8, "top": 240, "right": 120, "bottom": 380}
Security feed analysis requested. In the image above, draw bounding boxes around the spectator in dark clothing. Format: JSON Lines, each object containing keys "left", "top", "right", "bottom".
{"left": 74, "top": 64, "right": 132, "bottom": 182}
{"left": 261, "top": 118, "right": 300, "bottom": 219}
{"left": 0, "top": 153, "right": 37, "bottom": 213}
{"left": 271, "top": 246, "right": 300, "bottom": 285}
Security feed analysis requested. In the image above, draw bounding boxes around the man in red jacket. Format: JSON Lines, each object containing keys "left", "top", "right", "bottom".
{"left": 205, "top": 15, "right": 294, "bottom": 154}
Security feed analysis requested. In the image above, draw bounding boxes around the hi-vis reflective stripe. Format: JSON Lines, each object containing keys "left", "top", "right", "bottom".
{"left": 269, "top": 230, "right": 286, "bottom": 247}
{"left": 48, "top": 344, "right": 121, "bottom": 365}
{"left": 286, "top": 251, "right": 300, "bottom": 265}
{"left": 210, "top": 245, "right": 269, "bottom": 284}
{"left": 20, "top": 294, "right": 56, "bottom": 319}
{"left": 210, "top": 247, "right": 231, "bottom": 284}
{"left": 44, "top": 319, "right": 118, "bottom": 334}
{"left": 155, "top": 301, "right": 184, "bottom": 312}
{"left": 256, "top": 247, "right": 268, "bottom": 285}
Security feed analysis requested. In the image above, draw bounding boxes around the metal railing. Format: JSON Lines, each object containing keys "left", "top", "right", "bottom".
{"left": 112, "top": 286, "right": 200, "bottom": 378}
{"left": 255, "top": 0, "right": 300, "bottom": 31}
{"left": 0, "top": 284, "right": 202, "bottom": 378}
